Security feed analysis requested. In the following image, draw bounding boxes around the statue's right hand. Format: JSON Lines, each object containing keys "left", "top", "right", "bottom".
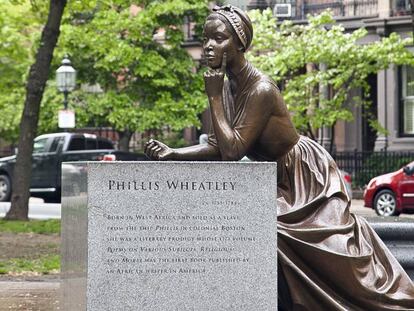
{"left": 144, "top": 139, "right": 174, "bottom": 160}
{"left": 204, "top": 52, "right": 226, "bottom": 98}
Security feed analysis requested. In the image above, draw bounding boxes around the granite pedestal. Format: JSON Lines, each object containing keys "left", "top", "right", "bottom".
{"left": 61, "top": 162, "right": 278, "bottom": 310}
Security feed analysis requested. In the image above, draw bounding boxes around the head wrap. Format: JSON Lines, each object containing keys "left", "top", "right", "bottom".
{"left": 211, "top": 5, "right": 253, "bottom": 51}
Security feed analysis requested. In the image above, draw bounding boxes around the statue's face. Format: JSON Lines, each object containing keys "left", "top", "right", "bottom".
{"left": 203, "top": 18, "right": 239, "bottom": 69}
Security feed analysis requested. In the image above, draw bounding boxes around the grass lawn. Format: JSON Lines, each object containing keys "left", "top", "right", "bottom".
{"left": 0, "top": 219, "right": 60, "bottom": 234}
{"left": 0, "top": 219, "right": 61, "bottom": 276}
{"left": 0, "top": 255, "right": 60, "bottom": 275}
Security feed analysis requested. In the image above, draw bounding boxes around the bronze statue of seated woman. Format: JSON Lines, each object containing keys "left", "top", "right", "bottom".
{"left": 145, "top": 5, "right": 414, "bottom": 310}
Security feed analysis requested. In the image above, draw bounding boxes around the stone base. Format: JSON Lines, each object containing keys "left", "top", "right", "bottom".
{"left": 61, "top": 162, "right": 278, "bottom": 311}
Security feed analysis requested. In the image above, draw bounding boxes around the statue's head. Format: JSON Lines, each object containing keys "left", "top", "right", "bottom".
{"left": 203, "top": 5, "right": 253, "bottom": 69}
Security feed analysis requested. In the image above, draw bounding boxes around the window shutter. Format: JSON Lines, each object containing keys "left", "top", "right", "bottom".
{"left": 406, "top": 66, "right": 414, "bottom": 97}
{"left": 404, "top": 99, "right": 414, "bottom": 134}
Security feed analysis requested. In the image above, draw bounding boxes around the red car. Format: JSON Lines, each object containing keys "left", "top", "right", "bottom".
{"left": 364, "top": 161, "right": 414, "bottom": 216}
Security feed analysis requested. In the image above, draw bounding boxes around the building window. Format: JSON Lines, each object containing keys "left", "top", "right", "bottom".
{"left": 223, "top": 0, "right": 249, "bottom": 11}
{"left": 401, "top": 65, "right": 414, "bottom": 135}
{"left": 392, "top": 0, "right": 411, "bottom": 16}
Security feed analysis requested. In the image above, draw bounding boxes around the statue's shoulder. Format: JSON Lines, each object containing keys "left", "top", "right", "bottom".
{"left": 251, "top": 73, "right": 280, "bottom": 98}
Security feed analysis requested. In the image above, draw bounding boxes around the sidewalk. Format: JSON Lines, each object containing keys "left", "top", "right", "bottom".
{"left": 0, "top": 281, "right": 60, "bottom": 311}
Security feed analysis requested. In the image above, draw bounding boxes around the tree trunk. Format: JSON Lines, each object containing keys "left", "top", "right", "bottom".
{"left": 118, "top": 130, "right": 133, "bottom": 152}
{"left": 5, "top": 0, "right": 67, "bottom": 221}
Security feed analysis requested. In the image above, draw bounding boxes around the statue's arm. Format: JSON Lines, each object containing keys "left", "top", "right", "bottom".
{"left": 145, "top": 83, "right": 274, "bottom": 161}
{"left": 172, "top": 143, "right": 221, "bottom": 160}
{"left": 145, "top": 139, "right": 221, "bottom": 161}
{"left": 209, "top": 82, "right": 273, "bottom": 160}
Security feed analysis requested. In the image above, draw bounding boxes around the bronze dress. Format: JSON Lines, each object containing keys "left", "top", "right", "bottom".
{"left": 208, "top": 62, "right": 414, "bottom": 310}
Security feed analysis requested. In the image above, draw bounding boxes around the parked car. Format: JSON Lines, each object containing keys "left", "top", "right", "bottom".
{"left": 0, "top": 132, "right": 147, "bottom": 203}
{"left": 364, "top": 161, "right": 414, "bottom": 216}
{"left": 340, "top": 170, "right": 353, "bottom": 200}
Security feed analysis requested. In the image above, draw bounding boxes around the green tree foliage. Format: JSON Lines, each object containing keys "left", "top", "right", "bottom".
{"left": 0, "top": 1, "right": 209, "bottom": 147}
{"left": 5, "top": 0, "right": 68, "bottom": 220}
{"left": 247, "top": 9, "right": 414, "bottom": 140}
{"left": 0, "top": 2, "right": 35, "bottom": 142}
{"left": 45, "top": 0, "right": 209, "bottom": 149}
{"left": 0, "top": 0, "right": 52, "bottom": 142}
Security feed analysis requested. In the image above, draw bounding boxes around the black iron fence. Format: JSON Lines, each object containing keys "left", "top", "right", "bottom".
{"left": 0, "top": 146, "right": 14, "bottom": 158}
{"left": 300, "top": 0, "right": 378, "bottom": 19}
{"left": 267, "top": 0, "right": 379, "bottom": 20}
{"left": 72, "top": 127, "right": 150, "bottom": 151}
{"left": 332, "top": 150, "right": 414, "bottom": 188}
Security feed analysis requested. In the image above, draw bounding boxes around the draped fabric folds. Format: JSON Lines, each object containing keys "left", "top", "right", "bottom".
{"left": 208, "top": 62, "right": 414, "bottom": 310}
{"left": 277, "top": 136, "right": 414, "bottom": 310}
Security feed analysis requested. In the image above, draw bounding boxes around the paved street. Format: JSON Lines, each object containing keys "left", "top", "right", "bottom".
{"left": 351, "top": 199, "right": 378, "bottom": 217}
{"left": 0, "top": 198, "right": 60, "bottom": 219}
{"left": 351, "top": 199, "right": 414, "bottom": 219}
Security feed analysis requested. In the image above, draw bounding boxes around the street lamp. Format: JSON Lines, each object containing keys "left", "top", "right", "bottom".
{"left": 56, "top": 56, "right": 76, "bottom": 129}
{"left": 56, "top": 56, "right": 76, "bottom": 109}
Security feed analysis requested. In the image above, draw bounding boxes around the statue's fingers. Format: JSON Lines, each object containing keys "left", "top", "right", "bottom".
{"left": 149, "top": 145, "right": 159, "bottom": 159}
{"left": 152, "top": 140, "right": 165, "bottom": 151}
{"left": 146, "top": 145, "right": 153, "bottom": 158}
{"left": 156, "top": 140, "right": 167, "bottom": 149}
{"left": 153, "top": 146, "right": 163, "bottom": 160}
{"left": 144, "top": 140, "right": 154, "bottom": 154}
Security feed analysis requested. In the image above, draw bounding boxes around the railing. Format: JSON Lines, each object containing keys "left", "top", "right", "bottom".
{"left": 391, "top": 0, "right": 412, "bottom": 16}
{"left": 276, "top": 0, "right": 378, "bottom": 20}
{"left": 332, "top": 150, "right": 414, "bottom": 188}
{"left": 0, "top": 146, "right": 14, "bottom": 158}
{"left": 72, "top": 127, "right": 149, "bottom": 151}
